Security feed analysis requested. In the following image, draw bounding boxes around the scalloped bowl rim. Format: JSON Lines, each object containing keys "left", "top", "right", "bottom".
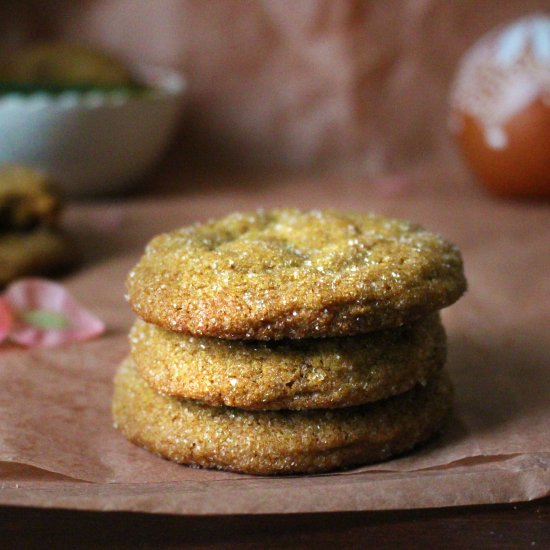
{"left": 0, "top": 63, "right": 186, "bottom": 110}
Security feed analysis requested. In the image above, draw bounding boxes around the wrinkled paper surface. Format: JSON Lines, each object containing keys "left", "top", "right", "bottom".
{"left": 0, "top": 174, "right": 549, "bottom": 514}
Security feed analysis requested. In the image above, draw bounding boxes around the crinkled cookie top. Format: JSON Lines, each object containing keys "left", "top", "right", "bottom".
{"left": 127, "top": 209, "right": 466, "bottom": 339}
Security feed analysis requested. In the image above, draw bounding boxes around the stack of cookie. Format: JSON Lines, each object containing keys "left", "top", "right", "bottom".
{"left": 0, "top": 164, "right": 70, "bottom": 286}
{"left": 113, "top": 209, "right": 466, "bottom": 475}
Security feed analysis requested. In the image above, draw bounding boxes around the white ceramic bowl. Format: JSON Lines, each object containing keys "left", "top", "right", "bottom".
{"left": 0, "top": 65, "right": 185, "bottom": 196}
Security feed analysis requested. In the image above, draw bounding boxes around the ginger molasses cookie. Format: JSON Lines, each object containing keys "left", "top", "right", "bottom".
{"left": 0, "top": 230, "right": 71, "bottom": 286}
{"left": 130, "top": 314, "right": 446, "bottom": 410}
{"left": 112, "top": 358, "right": 453, "bottom": 475}
{"left": 0, "top": 165, "right": 72, "bottom": 286}
{"left": 0, "top": 43, "right": 135, "bottom": 87}
{"left": 0, "top": 164, "right": 61, "bottom": 231}
{"left": 127, "top": 209, "right": 466, "bottom": 340}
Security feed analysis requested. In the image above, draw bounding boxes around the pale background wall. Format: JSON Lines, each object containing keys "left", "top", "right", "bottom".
{"left": 1, "top": 0, "right": 548, "bottom": 177}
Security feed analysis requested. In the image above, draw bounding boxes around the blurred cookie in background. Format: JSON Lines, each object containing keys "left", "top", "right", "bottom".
{"left": 0, "top": 164, "right": 61, "bottom": 231}
{"left": 0, "top": 42, "right": 137, "bottom": 89}
{"left": 0, "top": 164, "right": 74, "bottom": 286}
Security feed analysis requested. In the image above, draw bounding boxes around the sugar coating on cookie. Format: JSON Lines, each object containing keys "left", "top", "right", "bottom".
{"left": 127, "top": 209, "right": 466, "bottom": 340}
{"left": 130, "top": 314, "right": 446, "bottom": 410}
{"left": 112, "top": 358, "right": 453, "bottom": 475}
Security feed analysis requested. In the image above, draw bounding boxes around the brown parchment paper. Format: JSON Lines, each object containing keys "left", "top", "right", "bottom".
{"left": 0, "top": 175, "right": 549, "bottom": 514}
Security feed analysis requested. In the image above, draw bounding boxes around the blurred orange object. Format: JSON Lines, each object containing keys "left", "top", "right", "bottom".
{"left": 453, "top": 99, "right": 550, "bottom": 197}
{"left": 450, "top": 15, "right": 550, "bottom": 198}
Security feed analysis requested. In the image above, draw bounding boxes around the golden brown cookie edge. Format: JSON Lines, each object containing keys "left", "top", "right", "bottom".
{"left": 130, "top": 315, "right": 447, "bottom": 410}
{"left": 112, "top": 358, "right": 453, "bottom": 475}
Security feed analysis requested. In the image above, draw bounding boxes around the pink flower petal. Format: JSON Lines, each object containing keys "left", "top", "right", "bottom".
{"left": 4, "top": 278, "right": 105, "bottom": 348}
{"left": 0, "top": 297, "right": 13, "bottom": 343}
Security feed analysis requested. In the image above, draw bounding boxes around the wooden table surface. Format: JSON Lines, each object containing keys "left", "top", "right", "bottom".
{"left": 2, "top": 498, "right": 549, "bottom": 549}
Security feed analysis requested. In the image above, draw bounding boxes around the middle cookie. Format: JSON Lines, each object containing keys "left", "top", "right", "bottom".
{"left": 130, "top": 314, "right": 446, "bottom": 410}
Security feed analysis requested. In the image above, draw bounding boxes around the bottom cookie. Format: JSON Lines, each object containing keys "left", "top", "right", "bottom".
{"left": 112, "top": 358, "right": 453, "bottom": 475}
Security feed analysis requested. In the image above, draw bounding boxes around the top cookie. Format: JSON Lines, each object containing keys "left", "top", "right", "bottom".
{"left": 127, "top": 209, "right": 466, "bottom": 340}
